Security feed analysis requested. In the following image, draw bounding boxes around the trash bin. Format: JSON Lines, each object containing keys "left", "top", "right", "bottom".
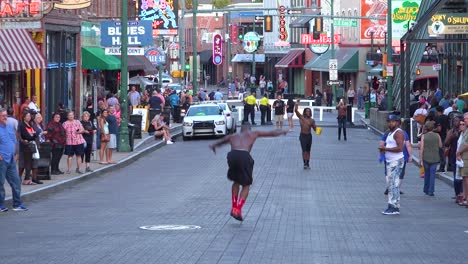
{"left": 365, "top": 101, "right": 370, "bottom": 118}
{"left": 128, "top": 124, "right": 135, "bottom": 151}
{"left": 346, "top": 104, "right": 353, "bottom": 123}
{"left": 129, "top": 114, "right": 142, "bottom": 139}
{"left": 173, "top": 105, "right": 182, "bottom": 123}
{"left": 163, "top": 106, "right": 171, "bottom": 125}
{"left": 37, "top": 142, "right": 52, "bottom": 180}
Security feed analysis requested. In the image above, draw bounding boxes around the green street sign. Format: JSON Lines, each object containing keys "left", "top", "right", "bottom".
{"left": 334, "top": 20, "right": 358, "bottom": 27}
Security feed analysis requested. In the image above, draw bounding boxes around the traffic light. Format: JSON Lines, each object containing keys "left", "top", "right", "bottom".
{"left": 313, "top": 31, "right": 320, "bottom": 40}
{"left": 238, "top": 26, "right": 244, "bottom": 41}
{"left": 264, "top": 15, "right": 273, "bottom": 32}
{"left": 185, "top": 64, "right": 190, "bottom": 71}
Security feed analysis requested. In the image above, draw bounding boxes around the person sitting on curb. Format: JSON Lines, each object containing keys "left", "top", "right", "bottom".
{"left": 151, "top": 114, "right": 173, "bottom": 144}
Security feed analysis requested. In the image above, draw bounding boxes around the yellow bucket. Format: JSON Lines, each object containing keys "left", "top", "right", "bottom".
{"left": 315, "top": 127, "right": 322, "bottom": 135}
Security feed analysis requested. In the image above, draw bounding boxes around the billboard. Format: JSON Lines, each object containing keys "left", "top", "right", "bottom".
{"left": 100, "top": 20, "right": 153, "bottom": 47}
{"left": 139, "top": 0, "right": 179, "bottom": 36}
{"left": 392, "top": 0, "right": 421, "bottom": 41}
{"left": 360, "top": 0, "right": 388, "bottom": 42}
{"left": 428, "top": 13, "right": 468, "bottom": 35}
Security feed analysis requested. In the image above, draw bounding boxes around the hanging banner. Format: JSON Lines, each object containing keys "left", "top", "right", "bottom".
{"left": 139, "top": 0, "right": 179, "bottom": 36}
{"left": 360, "top": 0, "right": 388, "bottom": 43}
{"left": 212, "top": 33, "right": 222, "bottom": 66}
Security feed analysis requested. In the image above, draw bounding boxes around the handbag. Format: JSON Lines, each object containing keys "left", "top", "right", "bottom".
{"left": 28, "top": 141, "right": 37, "bottom": 153}
{"left": 101, "top": 133, "right": 110, "bottom": 143}
{"left": 32, "top": 142, "right": 40, "bottom": 160}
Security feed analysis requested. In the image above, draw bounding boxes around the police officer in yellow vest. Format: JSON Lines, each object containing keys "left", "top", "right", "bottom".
{"left": 243, "top": 92, "right": 259, "bottom": 125}
{"left": 259, "top": 94, "right": 269, "bottom": 125}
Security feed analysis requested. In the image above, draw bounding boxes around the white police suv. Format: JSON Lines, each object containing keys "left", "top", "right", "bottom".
{"left": 182, "top": 104, "right": 228, "bottom": 141}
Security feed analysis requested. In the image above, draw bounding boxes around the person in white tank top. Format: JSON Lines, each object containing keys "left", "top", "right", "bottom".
{"left": 379, "top": 114, "right": 405, "bottom": 215}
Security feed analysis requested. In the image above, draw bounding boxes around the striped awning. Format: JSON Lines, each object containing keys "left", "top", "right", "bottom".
{"left": 0, "top": 29, "right": 46, "bottom": 72}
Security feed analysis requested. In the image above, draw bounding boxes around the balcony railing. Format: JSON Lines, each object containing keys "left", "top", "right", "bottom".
{"left": 366, "top": 52, "right": 383, "bottom": 62}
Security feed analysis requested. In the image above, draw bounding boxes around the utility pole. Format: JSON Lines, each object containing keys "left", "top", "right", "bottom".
{"left": 251, "top": 18, "right": 256, "bottom": 92}
{"left": 227, "top": 12, "right": 232, "bottom": 84}
{"left": 386, "top": 0, "right": 393, "bottom": 111}
{"left": 192, "top": 0, "right": 198, "bottom": 94}
{"left": 159, "top": 36, "right": 163, "bottom": 88}
{"left": 118, "top": 0, "right": 131, "bottom": 152}
{"left": 330, "top": 0, "right": 336, "bottom": 106}
{"left": 179, "top": 0, "right": 186, "bottom": 85}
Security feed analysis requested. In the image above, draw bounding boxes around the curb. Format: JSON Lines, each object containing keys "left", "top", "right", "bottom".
{"left": 4, "top": 126, "right": 182, "bottom": 206}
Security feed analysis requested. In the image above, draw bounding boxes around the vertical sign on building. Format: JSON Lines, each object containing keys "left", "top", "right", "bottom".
{"left": 278, "top": 5, "right": 288, "bottom": 41}
{"left": 230, "top": 24, "right": 238, "bottom": 44}
{"left": 212, "top": 33, "right": 222, "bottom": 65}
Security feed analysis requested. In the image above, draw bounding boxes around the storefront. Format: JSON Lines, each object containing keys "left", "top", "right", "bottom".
{"left": 44, "top": 23, "right": 80, "bottom": 119}
{"left": 0, "top": 29, "right": 46, "bottom": 114}
{"left": 275, "top": 49, "right": 306, "bottom": 96}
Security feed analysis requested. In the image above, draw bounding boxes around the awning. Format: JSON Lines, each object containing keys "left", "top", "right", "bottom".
{"left": 290, "top": 16, "right": 313, "bottom": 28}
{"left": 116, "top": 55, "right": 147, "bottom": 71}
{"left": 231, "top": 54, "right": 265, "bottom": 63}
{"left": 199, "top": 50, "right": 213, "bottom": 64}
{"left": 0, "top": 29, "right": 46, "bottom": 72}
{"left": 368, "top": 64, "right": 384, "bottom": 74}
{"left": 275, "top": 49, "right": 305, "bottom": 68}
{"left": 135, "top": 56, "right": 158, "bottom": 75}
{"left": 82, "top": 47, "right": 120, "bottom": 70}
{"left": 304, "top": 48, "right": 359, "bottom": 72}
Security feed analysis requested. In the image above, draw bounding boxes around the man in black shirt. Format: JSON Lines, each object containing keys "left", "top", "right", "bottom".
{"left": 435, "top": 106, "right": 449, "bottom": 172}
{"left": 273, "top": 94, "right": 286, "bottom": 129}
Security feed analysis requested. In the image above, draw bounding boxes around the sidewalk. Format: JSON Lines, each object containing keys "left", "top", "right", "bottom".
{"left": 358, "top": 111, "right": 455, "bottom": 187}
{"left": 3, "top": 125, "right": 182, "bottom": 205}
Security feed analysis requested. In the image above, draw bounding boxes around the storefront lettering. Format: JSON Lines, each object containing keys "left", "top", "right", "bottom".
{"left": 0, "top": 0, "right": 40, "bottom": 17}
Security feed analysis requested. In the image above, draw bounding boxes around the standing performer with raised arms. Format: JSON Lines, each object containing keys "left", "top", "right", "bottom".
{"left": 295, "top": 100, "right": 317, "bottom": 169}
{"left": 209, "top": 126, "right": 288, "bottom": 221}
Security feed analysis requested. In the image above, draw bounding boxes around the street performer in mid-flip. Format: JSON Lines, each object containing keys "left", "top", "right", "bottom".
{"left": 209, "top": 126, "right": 288, "bottom": 221}
{"left": 295, "top": 99, "right": 317, "bottom": 169}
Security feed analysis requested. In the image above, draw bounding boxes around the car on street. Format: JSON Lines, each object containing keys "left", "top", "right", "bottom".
{"left": 182, "top": 104, "right": 227, "bottom": 140}
{"left": 145, "top": 74, "right": 173, "bottom": 87}
{"left": 216, "top": 102, "right": 237, "bottom": 134}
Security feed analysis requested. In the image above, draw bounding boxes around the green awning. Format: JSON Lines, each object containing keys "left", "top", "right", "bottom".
{"left": 82, "top": 47, "right": 121, "bottom": 70}
{"left": 304, "top": 48, "right": 359, "bottom": 73}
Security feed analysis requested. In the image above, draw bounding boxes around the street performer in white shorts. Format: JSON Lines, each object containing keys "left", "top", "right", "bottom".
{"left": 209, "top": 125, "right": 288, "bottom": 221}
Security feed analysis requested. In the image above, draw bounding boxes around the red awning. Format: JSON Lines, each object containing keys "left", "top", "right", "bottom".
{"left": 275, "top": 49, "right": 305, "bottom": 68}
{"left": 0, "top": 29, "right": 46, "bottom": 72}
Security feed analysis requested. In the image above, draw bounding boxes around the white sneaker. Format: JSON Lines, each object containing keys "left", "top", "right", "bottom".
{"left": 166, "top": 140, "right": 174, "bottom": 144}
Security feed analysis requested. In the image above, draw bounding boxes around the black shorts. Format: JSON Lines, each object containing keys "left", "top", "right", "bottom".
{"left": 299, "top": 133, "right": 312, "bottom": 152}
{"left": 227, "top": 150, "right": 254, "bottom": 186}
{"left": 64, "top": 144, "right": 85, "bottom": 157}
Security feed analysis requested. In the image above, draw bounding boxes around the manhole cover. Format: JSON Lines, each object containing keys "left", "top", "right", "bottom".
{"left": 139, "top": 225, "right": 201, "bottom": 231}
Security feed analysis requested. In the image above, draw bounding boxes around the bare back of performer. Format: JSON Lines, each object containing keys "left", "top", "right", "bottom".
{"left": 209, "top": 125, "right": 287, "bottom": 221}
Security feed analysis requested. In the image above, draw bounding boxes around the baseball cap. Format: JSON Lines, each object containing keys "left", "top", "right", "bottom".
{"left": 387, "top": 114, "right": 400, "bottom": 121}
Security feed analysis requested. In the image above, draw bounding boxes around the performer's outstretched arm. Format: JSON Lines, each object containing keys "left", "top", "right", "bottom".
{"left": 209, "top": 135, "right": 232, "bottom": 154}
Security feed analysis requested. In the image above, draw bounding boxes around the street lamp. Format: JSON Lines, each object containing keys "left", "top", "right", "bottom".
{"left": 369, "top": 28, "right": 375, "bottom": 54}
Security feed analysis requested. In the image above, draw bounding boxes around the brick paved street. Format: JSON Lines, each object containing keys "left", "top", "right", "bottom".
{"left": 1, "top": 121, "right": 468, "bottom": 264}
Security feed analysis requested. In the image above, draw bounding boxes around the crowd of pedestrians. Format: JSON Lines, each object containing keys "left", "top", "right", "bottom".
{"left": 378, "top": 89, "right": 468, "bottom": 215}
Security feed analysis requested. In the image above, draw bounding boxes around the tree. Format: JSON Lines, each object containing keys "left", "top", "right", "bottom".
{"left": 212, "top": 0, "right": 231, "bottom": 9}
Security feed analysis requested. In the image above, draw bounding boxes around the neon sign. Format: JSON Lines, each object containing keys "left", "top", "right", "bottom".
{"left": 278, "top": 5, "right": 288, "bottom": 41}
{"left": 139, "top": 0, "right": 179, "bottom": 35}
{"left": 212, "top": 33, "right": 222, "bottom": 65}
{"left": 0, "top": 0, "right": 41, "bottom": 18}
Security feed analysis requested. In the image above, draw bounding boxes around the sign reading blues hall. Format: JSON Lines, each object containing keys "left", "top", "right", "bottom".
{"left": 100, "top": 20, "right": 153, "bottom": 47}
